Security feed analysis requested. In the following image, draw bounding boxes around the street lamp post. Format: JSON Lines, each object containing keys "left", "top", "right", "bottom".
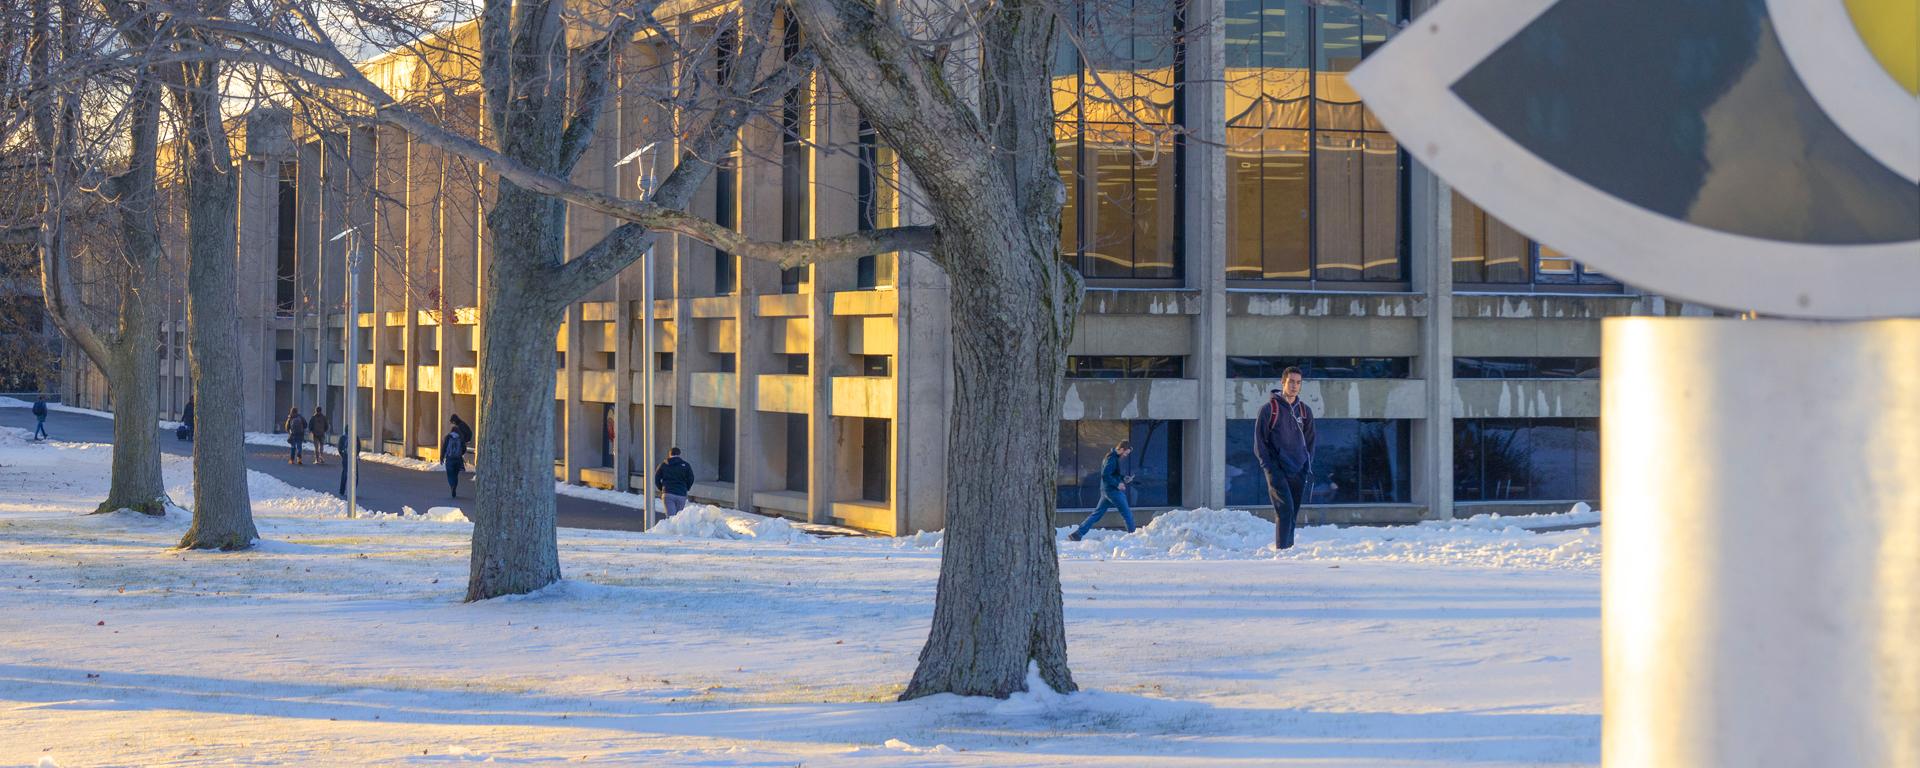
{"left": 331, "top": 226, "right": 364, "bottom": 519}
{"left": 620, "top": 142, "right": 661, "bottom": 529}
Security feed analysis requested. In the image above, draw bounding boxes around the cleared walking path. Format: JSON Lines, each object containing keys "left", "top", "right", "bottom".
{"left": 0, "top": 406, "right": 649, "bottom": 532}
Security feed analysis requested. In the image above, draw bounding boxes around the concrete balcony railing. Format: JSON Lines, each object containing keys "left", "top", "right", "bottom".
{"left": 631, "top": 371, "right": 675, "bottom": 404}
{"left": 1229, "top": 379, "right": 1429, "bottom": 420}
{"left": 383, "top": 365, "right": 407, "bottom": 390}
{"left": 830, "top": 289, "right": 897, "bottom": 317}
{"left": 830, "top": 376, "right": 894, "bottom": 418}
{"left": 579, "top": 369, "right": 617, "bottom": 403}
{"left": 1452, "top": 379, "right": 1601, "bottom": 419}
{"left": 415, "top": 365, "right": 440, "bottom": 393}
{"left": 689, "top": 372, "right": 737, "bottom": 409}
{"left": 755, "top": 374, "right": 809, "bottom": 414}
{"left": 1063, "top": 378, "right": 1202, "bottom": 421}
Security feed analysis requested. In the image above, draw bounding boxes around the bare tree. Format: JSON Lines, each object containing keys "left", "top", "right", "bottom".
{"left": 16, "top": 0, "right": 171, "bottom": 516}
{"left": 153, "top": 0, "right": 1185, "bottom": 697}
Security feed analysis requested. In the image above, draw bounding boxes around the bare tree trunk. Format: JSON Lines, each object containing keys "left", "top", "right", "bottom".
{"left": 174, "top": 57, "right": 257, "bottom": 550}
{"left": 787, "top": 0, "right": 1083, "bottom": 698}
{"left": 466, "top": 186, "right": 566, "bottom": 599}
{"left": 901, "top": 222, "right": 1081, "bottom": 699}
{"left": 27, "top": 3, "right": 168, "bottom": 516}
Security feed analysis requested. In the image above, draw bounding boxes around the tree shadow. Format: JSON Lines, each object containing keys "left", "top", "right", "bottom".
{"left": 0, "top": 664, "right": 1598, "bottom": 764}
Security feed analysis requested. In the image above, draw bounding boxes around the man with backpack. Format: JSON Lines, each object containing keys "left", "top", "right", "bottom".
{"left": 1067, "top": 440, "right": 1136, "bottom": 541}
{"left": 442, "top": 417, "right": 467, "bottom": 497}
{"left": 283, "top": 406, "right": 308, "bottom": 465}
{"left": 1255, "top": 366, "right": 1316, "bottom": 549}
{"left": 307, "top": 406, "right": 330, "bottom": 465}
{"left": 30, "top": 395, "right": 48, "bottom": 441}
{"left": 654, "top": 447, "right": 695, "bottom": 518}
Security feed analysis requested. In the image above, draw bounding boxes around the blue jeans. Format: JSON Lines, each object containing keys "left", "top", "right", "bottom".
{"left": 33, "top": 417, "right": 47, "bottom": 439}
{"left": 1073, "top": 489, "right": 1135, "bottom": 537}
{"left": 289, "top": 435, "right": 305, "bottom": 461}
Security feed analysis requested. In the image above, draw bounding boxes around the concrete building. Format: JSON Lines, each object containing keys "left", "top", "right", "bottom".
{"left": 62, "top": 0, "right": 1722, "bottom": 533}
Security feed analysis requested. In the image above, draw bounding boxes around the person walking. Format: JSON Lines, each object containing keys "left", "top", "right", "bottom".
{"left": 178, "top": 398, "right": 194, "bottom": 442}
{"left": 1068, "top": 440, "right": 1135, "bottom": 541}
{"left": 30, "top": 395, "right": 48, "bottom": 441}
{"left": 307, "top": 406, "right": 330, "bottom": 465}
{"left": 449, "top": 413, "right": 474, "bottom": 458}
{"left": 1254, "top": 366, "right": 1316, "bottom": 550}
{"left": 441, "top": 422, "right": 467, "bottom": 498}
{"left": 338, "top": 429, "right": 354, "bottom": 497}
{"left": 283, "top": 407, "right": 308, "bottom": 465}
{"left": 654, "top": 447, "right": 695, "bottom": 518}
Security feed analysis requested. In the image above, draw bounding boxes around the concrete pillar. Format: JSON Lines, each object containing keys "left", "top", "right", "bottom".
{"left": 1412, "top": 158, "right": 1453, "bottom": 519}
{"left": 1187, "top": 0, "right": 1229, "bottom": 510}
{"left": 893, "top": 166, "right": 951, "bottom": 534}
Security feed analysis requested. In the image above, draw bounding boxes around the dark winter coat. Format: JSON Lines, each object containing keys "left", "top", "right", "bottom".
{"left": 31, "top": 400, "right": 46, "bottom": 418}
{"left": 1100, "top": 450, "right": 1126, "bottom": 493}
{"left": 284, "top": 413, "right": 308, "bottom": 438}
{"left": 181, "top": 400, "right": 194, "bottom": 427}
{"left": 654, "top": 456, "right": 695, "bottom": 496}
{"left": 449, "top": 416, "right": 473, "bottom": 455}
{"left": 442, "top": 431, "right": 466, "bottom": 470}
{"left": 307, "top": 410, "right": 330, "bottom": 435}
{"left": 1254, "top": 393, "right": 1316, "bottom": 476}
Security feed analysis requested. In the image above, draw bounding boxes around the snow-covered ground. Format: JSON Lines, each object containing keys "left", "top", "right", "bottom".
{"left": 0, "top": 427, "right": 1600, "bottom": 766}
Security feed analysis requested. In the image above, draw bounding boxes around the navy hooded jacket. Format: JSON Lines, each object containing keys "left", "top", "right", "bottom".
{"left": 1254, "top": 392, "right": 1315, "bottom": 476}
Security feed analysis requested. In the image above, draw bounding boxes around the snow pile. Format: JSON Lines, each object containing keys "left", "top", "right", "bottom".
{"left": 1054, "top": 505, "right": 1601, "bottom": 569}
{"left": 424, "top": 506, "right": 470, "bottom": 523}
{"left": 645, "top": 504, "right": 817, "bottom": 544}
{"left": 1071, "top": 507, "right": 1273, "bottom": 559}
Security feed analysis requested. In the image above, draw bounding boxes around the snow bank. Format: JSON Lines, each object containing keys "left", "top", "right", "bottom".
{"left": 1058, "top": 505, "right": 1601, "bottom": 569}
{"left": 423, "top": 506, "right": 470, "bottom": 523}
{"left": 644, "top": 504, "right": 817, "bottom": 544}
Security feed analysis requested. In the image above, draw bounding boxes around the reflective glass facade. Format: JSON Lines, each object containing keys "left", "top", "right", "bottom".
{"left": 1225, "top": 0, "right": 1406, "bottom": 283}
{"left": 1226, "top": 418, "right": 1410, "bottom": 506}
{"left": 1454, "top": 418, "right": 1600, "bottom": 502}
{"left": 1452, "top": 192, "right": 1618, "bottom": 287}
{"left": 1055, "top": 0, "right": 1184, "bottom": 281}
{"left": 1058, "top": 420, "right": 1184, "bottom": 508}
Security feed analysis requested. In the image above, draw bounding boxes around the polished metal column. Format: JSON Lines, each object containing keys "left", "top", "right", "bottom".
{"left": 1602, "top": 317, "right": 1920, "bottom": 767}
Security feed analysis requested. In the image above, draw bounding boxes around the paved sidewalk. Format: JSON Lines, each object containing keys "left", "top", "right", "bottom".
{"left": 0, "top": 408, "right": 649, "bottom": 532}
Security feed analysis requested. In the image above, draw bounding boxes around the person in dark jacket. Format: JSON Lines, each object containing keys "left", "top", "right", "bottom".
{"left": 178, "top": 398, "right": 194, "bottom": 441}
{"left": 1068, "top": 440, "right": 1135, "bottom": 541}
{"left": 1254, "top": 366, "right": 1316, "bottom": 549}
{"left": 442, "top": 424, "right": 467, "bottom": 497}
{"left": 448, "top": 414, "right": 474, "bottom": 457}
{"left": 338, "top": 429, "right": 354, "bottom": 496}
{"left": 30, "top": 395, "right": 48, "bottom": 440}
{"left": 307, "top": 407, "right": 330, "bottom": 465}
{"left": 283, "top": 407, "right": 308, "bottom": 465}
{"left": 654, "top": 447, "right": 695, "bottom": 518}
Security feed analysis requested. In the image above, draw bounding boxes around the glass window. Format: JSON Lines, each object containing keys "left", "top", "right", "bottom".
{"left": 1453, "top": 418, "right": 1600, "bottom": 502}
{"left": 1226, "top": 418, "right": 1410, "bottom": 505}
{"left": 862, "top": 355, "right": 891, "bottom": 377}
{"left": 855, "top": 119, "right": 897, "bottom": 289}
{"left": 784, "top": 354, "right": 808, "bottom": 375}
{"left": 1226, "top": 356, "right": 1410, "bottom": 379}
{"left": 1454, "top": 357, "right": 1600, "bottom": 379}
{"left": 1058, "top": 420, "right": 1183, "bottom": 508}
{"left": 1226, "top": 0, "right": 1406, "bottom": 284}
{"left": 714, "top": 155, "right": 737, "bottom": 295}
{"left": 1056, "top": 0, "right": 1184, "bottom": 282}
{"left": 785, "top": 412, "right": 808, "bottom": 492}
{"left": 1452, "top": 192, "right": 1618, "bottom": 288}
{"left": 1067, "top": 355, "right": 1185, "bottom": 379}
{"left": 715, "top": 408, "right": 735, "bottom": 482}
{"left": 780, "top": 14, "right": 809, "bottom": 294}
{"left": 861, "top": 417, "right": 889, "bottom": 502}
